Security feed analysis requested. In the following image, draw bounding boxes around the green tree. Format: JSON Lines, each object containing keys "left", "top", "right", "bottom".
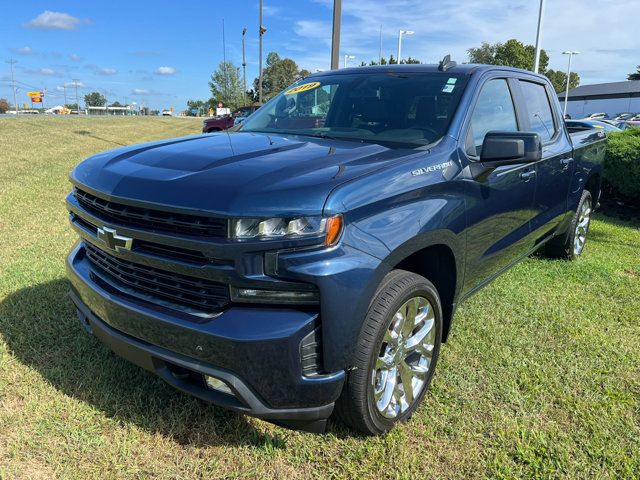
{"left": 467, "top": 41, "right": 499, "bottom": 64}
{"left": 628, "top": 65, "right": 640, "bottom": 80}
{"left": 185, "top": 99, "right": 207, "bottom": 116}
{"left": 109, "top": 101, "right": 123, "bottom": 107}
{"left": 65, "top": 103, "right": 79, "bottom": 110}
{"left": 208, "top": 61, "right": 245, "bottom": 111}
{"left": 253, "top": 52, "right": 310, "bottom": 101}
{"left": 362, "top": 55, "right": 420, "bottom": 66}
{"left": 467, "top": 39, "right": 548, "bottom": 72}
{"left": 84, "top": 91, "right": 106, "bottom": 107}
{"left": 545, "top": 69, "right": 581, "bottom": 93}
{"left": 0, "top": 98, "right": 10, "bottom": 113}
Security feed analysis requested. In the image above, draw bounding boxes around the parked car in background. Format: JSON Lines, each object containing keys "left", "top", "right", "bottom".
{"left": 161, "top": 110, "right": 173, "bottom": 117}
{"left": 613, "top": 113, "right": 637, "bottom": 121}
{"left": 202, "top": 106, "right": 260, "bottom": 133}
{"left": 567, "top": 119, "right": 621, "bottom": 133}
{"left": 585, "top": 112, "right": 609, "bottom": 120}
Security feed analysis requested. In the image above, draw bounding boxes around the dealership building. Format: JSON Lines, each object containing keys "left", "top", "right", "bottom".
{"left": 557, "top": 80, "right": 640, "bottom": 118}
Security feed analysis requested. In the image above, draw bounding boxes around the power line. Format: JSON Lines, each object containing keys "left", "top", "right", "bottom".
{"left": 5, "top": 59, "right": 18, "bottom": 112}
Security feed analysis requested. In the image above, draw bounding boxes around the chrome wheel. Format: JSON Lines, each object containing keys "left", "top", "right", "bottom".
{"left": 372, "top": 296, "right": 436, "bottom": 419}
{"left": 573, "top": 198, "right": 592, "bottom": 256}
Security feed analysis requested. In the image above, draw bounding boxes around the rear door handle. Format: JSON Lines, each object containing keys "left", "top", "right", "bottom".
{"left": 560, "top": 157, "right": 574, "bottom": 170}
{"left": 519, "top": 170, "right": 536, "bottom": 181}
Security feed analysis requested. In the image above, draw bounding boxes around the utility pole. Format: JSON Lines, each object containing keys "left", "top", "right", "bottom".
{"left": 6, "top": 59, "right": 18, "bottom": 113}
{"left": 330, "top": 0, "right": 341, "bottom": 70}
{"left": 242, "top": 27, "right": 247, "bottom": 106}
{"left": 259, "top": 0, "right": 266, "bottom": 104}
{"left": 73, "top": 79, "right": 80, "bottom": 113}
{"left": 533, "top": 0, "right": 546, "bottom": 73}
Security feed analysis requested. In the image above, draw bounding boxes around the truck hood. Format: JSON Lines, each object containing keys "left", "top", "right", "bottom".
{"left": 70, "top": 132, "right": 425, "bottom": 217}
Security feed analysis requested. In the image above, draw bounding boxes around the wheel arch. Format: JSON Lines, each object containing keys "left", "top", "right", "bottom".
{"left": 384, "top": 231, "right": 464, "bottom": 342}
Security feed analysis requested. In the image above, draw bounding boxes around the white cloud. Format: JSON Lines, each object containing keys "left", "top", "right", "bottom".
{"left": 262, "top": 4, "right": 280, "bottom": 16}
{"left": 63, "top": 81, "right": 85, "bottom": 88}
{"left": 69, "top": 53, "right": 81, "bottom": 62}
{"left": 289, "top": 0, "right": 640, "bottom": 85}
{"left": 132, "top": 88, "right": 150, "bottom": 95}
{"left": 39, "top": 68, "right": 56, "bottom": 76}
{"left": 154, "top": 66, "right": 176, "bottom": 75}
{"left": 96, "top": 67, "right": 117, "bottom": 75}
{"left": 11, "top": 46, "right": 33, "bottom": 55}
{"left": 24, "top": 11, "right": 88, "bottom": 31}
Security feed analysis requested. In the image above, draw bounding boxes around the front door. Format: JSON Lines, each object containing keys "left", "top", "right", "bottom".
{"left": 461, "top": 77, "right": 538, "bottom": 294}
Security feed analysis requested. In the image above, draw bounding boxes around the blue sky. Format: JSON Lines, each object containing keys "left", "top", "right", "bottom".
{"left": 2, "top": 0, "right": 638, "bottom": 110}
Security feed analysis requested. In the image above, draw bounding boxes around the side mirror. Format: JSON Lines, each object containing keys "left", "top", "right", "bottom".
{"left": 470, "top": 132, "right": 541, "bottom": 180}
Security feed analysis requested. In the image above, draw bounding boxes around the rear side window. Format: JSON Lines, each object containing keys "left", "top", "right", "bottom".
{"left": 468, "top": 79, "right": 518, "bottom": 156}
{"left": 519, "top": 80, "right": 556, "bottom": 141}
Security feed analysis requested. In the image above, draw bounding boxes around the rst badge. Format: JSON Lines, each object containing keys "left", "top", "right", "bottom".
{"left": 97, "top": 227, "right": 133, "bottom": 252}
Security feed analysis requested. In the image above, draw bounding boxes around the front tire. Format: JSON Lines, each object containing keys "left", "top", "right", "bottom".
{"left": 334, "top": 270, "right": 442, "bottom": 435}
{"left": 545, "top": 190, "right": 593, "bottom": 260}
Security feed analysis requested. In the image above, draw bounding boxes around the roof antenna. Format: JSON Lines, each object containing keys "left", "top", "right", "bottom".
{"left": 438, "top": 54, "right": 456, "bottom": 72}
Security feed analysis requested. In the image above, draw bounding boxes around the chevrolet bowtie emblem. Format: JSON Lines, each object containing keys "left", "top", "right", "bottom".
{"left": 97, "top": 226, "right": 133, "bottom": 252}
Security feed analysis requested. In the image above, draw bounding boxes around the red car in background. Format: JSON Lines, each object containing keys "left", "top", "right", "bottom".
{"left": 202, "top": 106, "right": 260, "bottom": 133}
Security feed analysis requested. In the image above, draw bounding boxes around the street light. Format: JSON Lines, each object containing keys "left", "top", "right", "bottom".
{"left": 343, "top": 54, "right": 355, "bottom": 68}
{"left": 397, "top": 30, "right": 414, "bottom": 64}
{"left": 562, "top": 51, "right": 580, "bottom": 118}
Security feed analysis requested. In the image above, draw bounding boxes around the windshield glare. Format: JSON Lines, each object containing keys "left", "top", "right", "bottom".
{"left": 240, "top": 72, "right": 468, "bottom": 148}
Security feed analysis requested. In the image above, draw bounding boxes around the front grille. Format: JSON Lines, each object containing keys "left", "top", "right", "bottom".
{"left": 74, "top": 188, "right": 227, "bottom": 238}
{"left": 70, "top": 212, "right": 211, "bottom": 265}
{"left": 85, "top": 242, "right": 229, "bottom": 315}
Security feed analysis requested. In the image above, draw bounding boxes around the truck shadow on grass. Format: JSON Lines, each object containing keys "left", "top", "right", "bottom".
{"left": 0, "top": 278, "right": 299, "bottom": 448}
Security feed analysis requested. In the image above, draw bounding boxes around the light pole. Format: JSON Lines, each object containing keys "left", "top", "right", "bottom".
{"left": 533, "top": 0, "right": 546, "bottom": 73}
{"left": 397, "top": 30, "right": 414, "bottom": 64}
{"left": 242, "top": 27, "right": 247, "bottom": 106}
{"left": 343, "top": 54, "right": 355, "bottom": 68}
{"left": 562, "top": 51, "right": 579, "bottom": 118}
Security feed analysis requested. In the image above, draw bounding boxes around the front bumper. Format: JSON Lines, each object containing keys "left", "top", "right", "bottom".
{"left": 66, "top": 242, "right": 345, "bottom": 431}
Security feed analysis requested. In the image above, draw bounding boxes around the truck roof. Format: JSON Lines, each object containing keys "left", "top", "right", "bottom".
{"left": 307, "top": 63, "right": 548, "bottom": 80}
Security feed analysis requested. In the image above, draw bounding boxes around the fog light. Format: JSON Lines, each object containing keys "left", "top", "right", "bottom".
{"left": 204, "top": 375, "right": 233, "bottom": 395}
{"left": 231, "top": 286, "right": 319, "bottom": 304}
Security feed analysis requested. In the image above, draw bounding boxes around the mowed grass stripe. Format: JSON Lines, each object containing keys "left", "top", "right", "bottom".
{"left": 0, "top": 117, "right": 638, "bottom": 479}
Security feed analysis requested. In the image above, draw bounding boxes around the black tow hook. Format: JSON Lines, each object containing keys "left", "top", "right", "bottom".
{"left": 76, "top": 309, "right": 93, "bottom": 335}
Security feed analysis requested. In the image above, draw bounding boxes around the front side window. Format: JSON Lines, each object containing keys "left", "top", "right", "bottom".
{"left": 519, "top": 80, "right": 557, "bottom": 141}
{"left": 468, "top": 79, "right": 518, "bottom": 156}
{"left": 240, "top": 72, "right": 469, "bottom": 148}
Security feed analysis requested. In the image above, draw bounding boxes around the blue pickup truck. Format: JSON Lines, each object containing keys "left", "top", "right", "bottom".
{"left": 66, "top": 61, "right": 606, "bottom": 435}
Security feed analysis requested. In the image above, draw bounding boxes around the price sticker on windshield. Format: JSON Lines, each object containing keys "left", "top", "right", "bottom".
{"left": 284, "top": 82, "right": 321, "bottom": 95}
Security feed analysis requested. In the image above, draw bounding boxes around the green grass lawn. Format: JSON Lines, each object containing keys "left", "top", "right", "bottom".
{"left": 1, "top": 116, "right": 639, "bottom": 479}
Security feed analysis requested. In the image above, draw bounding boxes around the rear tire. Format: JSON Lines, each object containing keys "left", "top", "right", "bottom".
{"left": 334, "top": 270, "right": 442, "bottom": 435}
{"left": 544, "top": 190, "right": 592, "bottom": 260}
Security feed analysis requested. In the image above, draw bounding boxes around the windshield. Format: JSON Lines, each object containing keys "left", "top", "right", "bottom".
{"left": 240, "top": 71, "right": 469, "bottom": 148}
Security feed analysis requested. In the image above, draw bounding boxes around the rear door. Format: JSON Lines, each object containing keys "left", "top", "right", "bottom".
{"left": 462, "top": 77, "right": 538, "bottom": 293}
{"left": 517, "top": 79, "right": 574, "bottom": 241}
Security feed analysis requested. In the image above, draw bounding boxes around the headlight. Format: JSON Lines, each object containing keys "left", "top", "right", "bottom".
{"left": 232, "top": 214, "right": 343, "bottom": 245}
